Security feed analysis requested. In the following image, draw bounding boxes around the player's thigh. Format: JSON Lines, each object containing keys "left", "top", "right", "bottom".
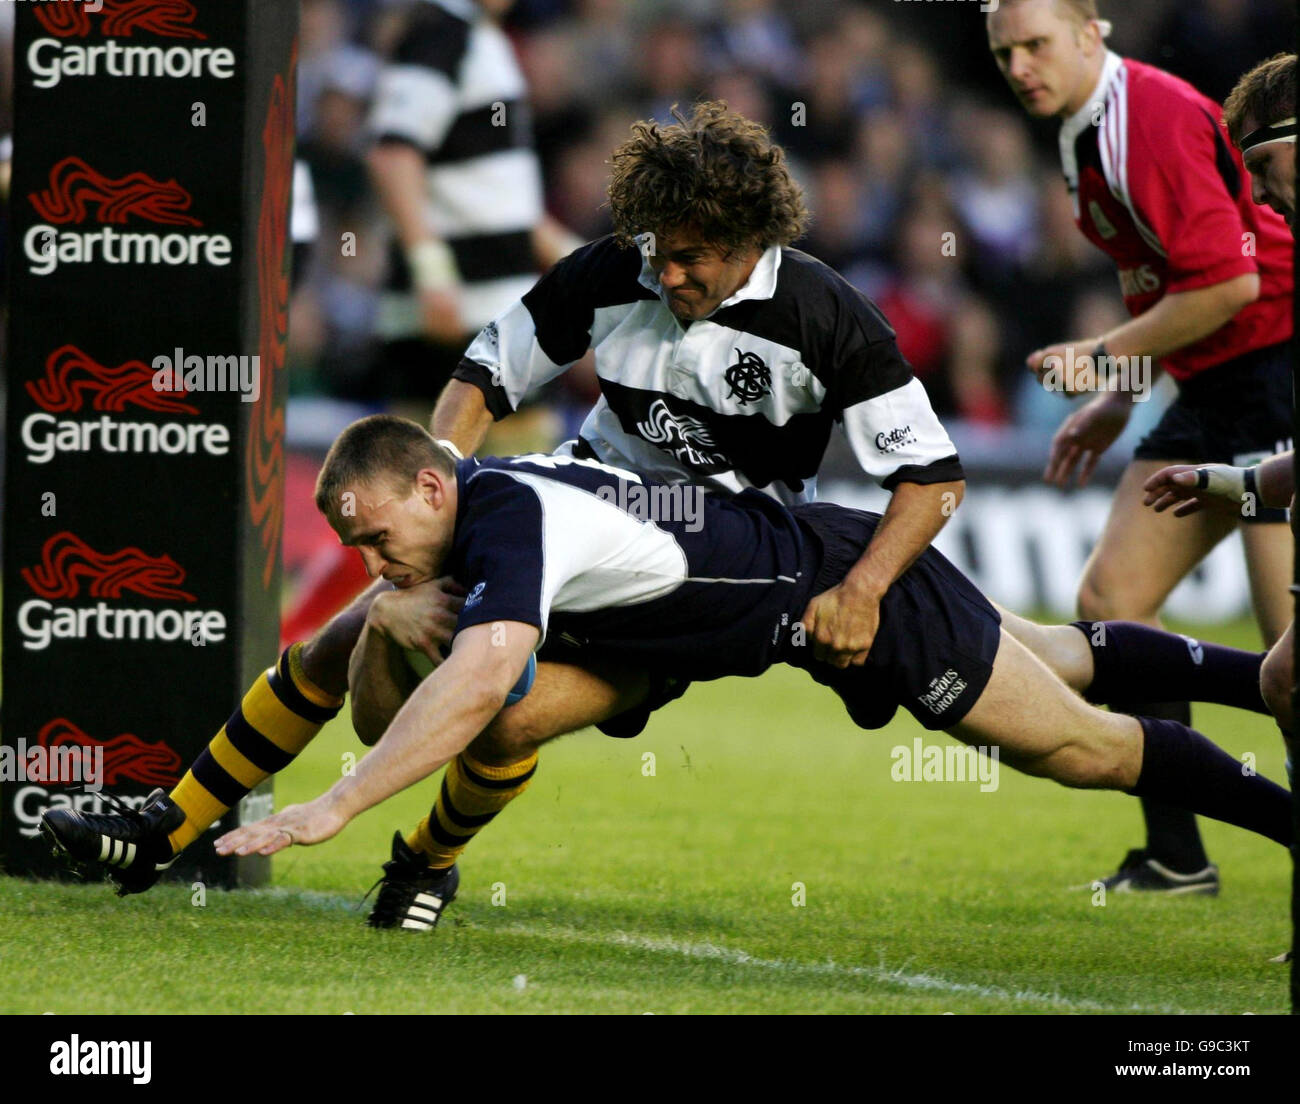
{"left": 950, "top": 628, "right": 1141, "bottom": 789}
{"left": 1239, "top": 521, "right": 1293, "bottom": 647}
{"left": 991, "top": 602, "right": 1092, "bottom": 692}
{"left": 1259, "top": 620, "right": 1295, "bottom": 731}
{"left": 1077, "top": 459, "right": 1235, "bottom": 622}
{"left": 470, "top": 659, "right": 651, "bottom": 764}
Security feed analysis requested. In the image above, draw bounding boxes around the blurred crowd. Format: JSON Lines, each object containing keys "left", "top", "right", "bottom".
{"left": 0, "top": 0, "right": 1294, "bottom": 445}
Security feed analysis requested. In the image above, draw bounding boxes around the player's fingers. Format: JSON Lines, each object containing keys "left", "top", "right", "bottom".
{"left": 1076, "top": 450, "right": 1101, "bottom": 489}
{"left": 849, "top": 650, "right": 871, "bottom": 667}
{"left": 1046, "top": 443, "right": 1078, "bottom": 487}
{"left": 1173, "top": 499, "right": 1204, "bottom": 517}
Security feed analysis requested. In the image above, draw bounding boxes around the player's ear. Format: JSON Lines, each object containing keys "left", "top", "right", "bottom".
{"left": 414, "top": 467, "right": 446, "bottom": 508}
{"left": 1079, "top": 18, "right": 1103, "bottom": 54}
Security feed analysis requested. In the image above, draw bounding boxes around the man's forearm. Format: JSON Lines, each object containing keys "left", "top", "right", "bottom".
{"left": 327, "top": 622, "right": 539, "bottom": 825}
{"left": 1100, "top": 274, "right": 1259, "bottom": 362}
{"left": 431, "top": 378, "right": 495, "bottom": 456}
{"left": 367, "top": 143, "right": 437, "bottom": 253}
{"left": 842, "top": 479, "right": 964, "bottom": 600}
{"left": 330, "top": 645, "right": 506, "bottom": 822}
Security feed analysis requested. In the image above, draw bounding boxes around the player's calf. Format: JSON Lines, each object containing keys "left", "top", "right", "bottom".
{"left": 953, "top": 630, "right": 1292, "bottom": 847}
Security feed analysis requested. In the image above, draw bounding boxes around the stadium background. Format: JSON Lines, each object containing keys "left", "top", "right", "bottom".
{"left": 0, "top": 0, "right": 1296, "bottom": 1019}
{"left": 2, "top": 0, "right": 1294, "bottom": 623}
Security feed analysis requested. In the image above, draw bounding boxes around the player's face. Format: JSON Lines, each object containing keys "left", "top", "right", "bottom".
{"left": 332, "top": 472, "right": 449, "bottom": 589}
{"left": 987, "top": 0, "right": 1098, "bottom": 119}
{"left": 1241, "top": 118, "right": 1296, "bottom": 228}
{"left": 645, "top": 228, "right": 762, "bottom": 321}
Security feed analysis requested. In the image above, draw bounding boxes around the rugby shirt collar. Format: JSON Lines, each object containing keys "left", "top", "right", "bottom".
{"left": 1060, "top": 49, "right": 1122, "bottom": 147}
{"left": 636, "top": 243, "right": 784, "bottom": 318}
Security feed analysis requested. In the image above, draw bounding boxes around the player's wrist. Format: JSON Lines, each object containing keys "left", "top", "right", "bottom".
{"left": 1193, "top": 463, "right": 1250, "bottom": 502}
{"left": 366, "top": 591, "right": 396, "bottom": 632}
{"left": 407, "top": 239, "right": 461, "bottom": 293}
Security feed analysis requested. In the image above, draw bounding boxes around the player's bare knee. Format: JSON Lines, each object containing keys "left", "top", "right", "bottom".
{"left": 475, "top": 705, "right": 547, "bottom": 761}
{"left": 1075, "top": 573, "right": 1150, "bottom": 623}
{"left": 1045, "top": 746, "right": 1120, "bottom": 790}
{"left": 1259, "top": 649, "right": 1294, "bottom": 729}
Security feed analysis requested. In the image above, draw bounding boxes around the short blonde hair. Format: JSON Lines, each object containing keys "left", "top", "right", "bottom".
{"left": 315, "top": 415, "right": 455, "bottom": 521}
{"left": 995, "top": 0, "right": 1113, "bottom": 37}
{"left": 1223, "top": 53, "right": 1296, "bottom": 148}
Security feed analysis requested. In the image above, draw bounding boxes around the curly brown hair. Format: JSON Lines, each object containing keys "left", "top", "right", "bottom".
{"left": 1223, "top": 53, "right": 1296, "bottom": 147}
{"left": 606, "top": 100, "right": 810, "bottom": 254}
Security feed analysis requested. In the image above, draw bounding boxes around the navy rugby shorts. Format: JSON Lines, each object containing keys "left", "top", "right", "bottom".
{"left": 788, "top": 503, "right": 1003, "bottom": 731}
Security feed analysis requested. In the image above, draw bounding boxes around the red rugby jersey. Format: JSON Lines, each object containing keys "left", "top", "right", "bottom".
{"left": 1058, "top": 52, "right": 1293, "bottom": 381}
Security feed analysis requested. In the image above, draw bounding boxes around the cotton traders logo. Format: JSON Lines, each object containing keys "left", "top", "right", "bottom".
{"left": 724, "top": 348, "right": 772, "bottom": 406}
{"left": 28, "top": 1, "right": 235, "bottom": 92}
{"left": 635, "top": 399, "right": 729, "bottom": 470}
{"left": 465, "top": 582, "right": 486, "bottom": 610}
{"left": 21, "top": 344, "right": 232, "bottom": 465}
{"left": 875, "top": 425, "right": 916, "bottom": 453}
{"left": 25, "top": 156, "right": 232, "bottom": 276}
{"left": 17, "top": 531, "right": 227, "bottom": 651}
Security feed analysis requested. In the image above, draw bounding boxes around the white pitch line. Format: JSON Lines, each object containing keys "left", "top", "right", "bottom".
{"left": 255, "top": 889, "right": 1201, "bottom": 1014}
{"left": 488, "top": 923, "right": 1197, "bottom": 1015}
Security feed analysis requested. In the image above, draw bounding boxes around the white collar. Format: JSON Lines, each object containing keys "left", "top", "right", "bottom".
{"left": 637, "top": 243, "right": 783, "bottom": 318}
{"left": 1059, "top": 50, "right": 1123, "bottom": 210}
{"left": 1060, "top": 50, "right": 1122, "bottom": 148}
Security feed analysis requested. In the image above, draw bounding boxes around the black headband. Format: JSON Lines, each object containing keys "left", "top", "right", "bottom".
{"left": 1240, "top": 116, "right": 1297, "bottom": 152}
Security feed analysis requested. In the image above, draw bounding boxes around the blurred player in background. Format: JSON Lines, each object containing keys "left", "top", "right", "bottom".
{"left": 281, "top": 0, "right": 582, "bottom": 644}
{"left": 1142, "top": 51, "right": 1296, "bottom": 968}
{"left": 988, "top": 0, "right": 1294, "bottom": 895}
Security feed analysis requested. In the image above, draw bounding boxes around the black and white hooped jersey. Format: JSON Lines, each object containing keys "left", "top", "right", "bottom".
{"left": 453, "top": 236, "right": 962, "bottom": 505}
{"left": 367, "top": 0, "right": 542, "bottom": 333}
{"left": 447, "top": 455, "right": 821, "bottom": 679}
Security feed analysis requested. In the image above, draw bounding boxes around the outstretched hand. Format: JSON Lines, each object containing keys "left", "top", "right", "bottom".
{"left": 215, "top": 796, "right": 347, "bottom": 857}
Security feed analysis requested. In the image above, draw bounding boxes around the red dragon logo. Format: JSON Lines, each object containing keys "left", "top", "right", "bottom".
{"left": 30, "top": 156, "right": 202, "bottom": 227}
{"left": 26, "top": 344, "right": 197, "bottom": 415}
{"left": 30, "top": 718, "right": 182, "bottom": 787}
{"left": 247, "top": 44, "right": 297, "bottom": 589}
{"left": 34, "top": 0, "right": 206, "bottom": 40}
{"left": 22, "top": 532, "right": 197, "bottom": 603}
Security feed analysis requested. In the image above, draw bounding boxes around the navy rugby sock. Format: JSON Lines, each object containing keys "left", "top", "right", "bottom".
{"left": 1072, "top": 620, "right": 1267, "bottom": 714}
{"left": 1130, "top": 716, "right": 1292, "bottom": 847}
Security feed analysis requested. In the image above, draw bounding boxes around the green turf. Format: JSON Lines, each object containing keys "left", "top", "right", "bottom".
{"left": 1, "top": 618, "right": 1292, "bottom": 1014}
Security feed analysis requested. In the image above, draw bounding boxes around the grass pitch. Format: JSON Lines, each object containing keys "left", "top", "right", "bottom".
{"left": 0, "top": 618, "right": 1291, "bottom": 1014}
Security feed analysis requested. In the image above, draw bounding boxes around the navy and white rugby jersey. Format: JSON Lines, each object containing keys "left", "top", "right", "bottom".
{"left": 446, "top": 454, "right": 821, "bottom": 679}
{"left": 453, "top": 235, "right": 962, "bottom": 505}
{"left": 367, "top": 0, "right": 542, "bottom": 333}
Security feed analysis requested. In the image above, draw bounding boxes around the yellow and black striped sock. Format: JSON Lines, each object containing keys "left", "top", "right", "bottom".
{"left": 167, "top": 644, "right": 343, "bottom": 854}
{"left": 406, "top": 750, "right": 538, "bottom": 870}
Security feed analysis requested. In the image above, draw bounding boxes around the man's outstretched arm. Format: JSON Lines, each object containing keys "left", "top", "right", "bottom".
{"left": 1143, "top": 451, "right": 1295, "bottom": 516}
{"left": 215, "top": 621, "right": 540, "bottom": 856}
